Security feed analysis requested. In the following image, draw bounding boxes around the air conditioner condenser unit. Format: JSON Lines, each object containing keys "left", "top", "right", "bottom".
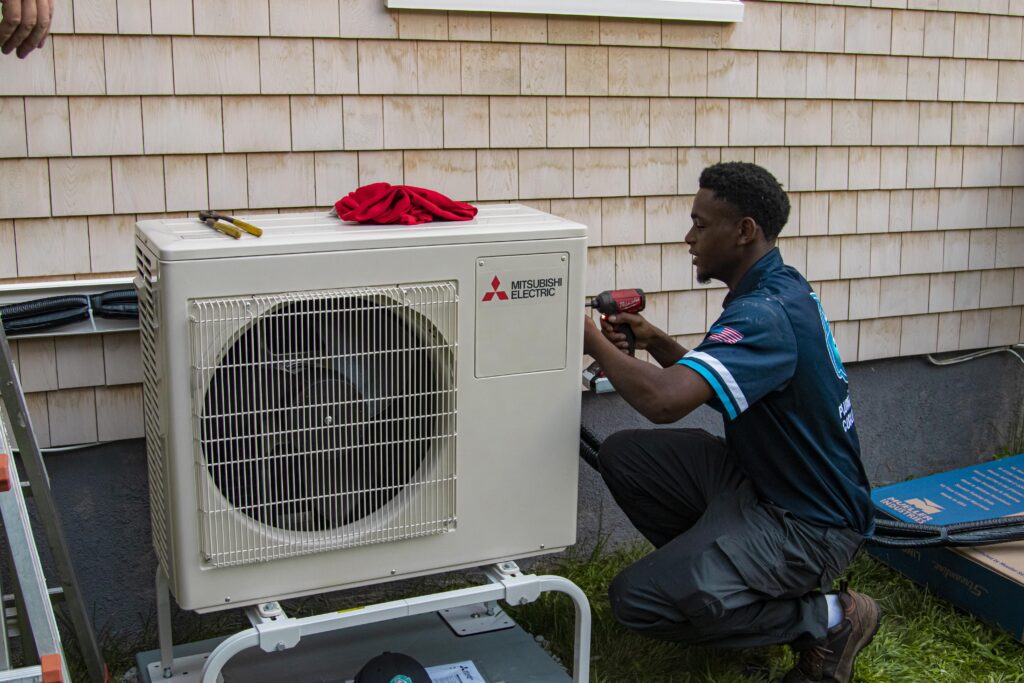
{"left": 135, "top": 205, "right": 588, "bottom": 613}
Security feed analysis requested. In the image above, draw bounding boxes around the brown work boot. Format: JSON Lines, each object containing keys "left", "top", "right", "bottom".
{"left": 782, "top": 591, "right": 881, "bottom": 683}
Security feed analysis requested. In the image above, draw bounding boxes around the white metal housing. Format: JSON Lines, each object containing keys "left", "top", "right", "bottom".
{"left": 136, "top": 205, "right": 587, "bottom": 612}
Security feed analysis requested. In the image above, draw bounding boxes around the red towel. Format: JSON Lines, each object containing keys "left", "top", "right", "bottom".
{"left": 335, "top": 183, "right": 478, "bottom": 226}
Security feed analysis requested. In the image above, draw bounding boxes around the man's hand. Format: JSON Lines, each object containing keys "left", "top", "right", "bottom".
{"left": 582, "top": 314, "right": 711, "bottom": 424}
{"left": 583, "top": 315, "right": 605, "bottom": 357}
{"left": 600, "top": 312, "right": 660, "bottom": 353}
{"left": 1, "top": 0, "right": 53, "bottom": 59}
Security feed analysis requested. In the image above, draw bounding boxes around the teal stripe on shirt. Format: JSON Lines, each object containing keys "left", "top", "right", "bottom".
{"left": 677, "top": 358, "right": 738, "bottom": 420}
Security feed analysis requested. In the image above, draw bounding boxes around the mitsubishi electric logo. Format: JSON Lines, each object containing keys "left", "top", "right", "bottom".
{"left": 482, "top": 275, "right": 565, "bottom": 302}
{"left": 906, "top": 498, "right": 944, "bottom": 514}
{"left": 482, "top": 276, "right": 509, "bottom": 302}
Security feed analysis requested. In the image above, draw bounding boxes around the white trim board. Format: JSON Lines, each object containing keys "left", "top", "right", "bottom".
{"left": 385, "top": 0, "right": 744, "bottom": 23}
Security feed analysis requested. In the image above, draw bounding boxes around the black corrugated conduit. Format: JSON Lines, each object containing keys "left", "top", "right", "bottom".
{"left": 0, "top": 295, "right": 91, "bottom": 334}
{"left": 90, "top": 289, "right": 139, "bottom": 319}
{"left": 579, "top": 425, "right": 602, "bottom": 472}
{"left": 870, "top": 516, "right": 1024, "bottom": 548}
{"left": 0, "top": 289, "right": 139, "bottom": 335}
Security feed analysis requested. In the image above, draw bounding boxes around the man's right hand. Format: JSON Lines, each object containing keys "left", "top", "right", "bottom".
{"left": 1, "top": 0, "right": 53, "bottom": 59}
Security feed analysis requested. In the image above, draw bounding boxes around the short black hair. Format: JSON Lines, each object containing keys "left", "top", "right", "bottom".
{"left": 698, "top": 162, "right": 790, "bottom": 241}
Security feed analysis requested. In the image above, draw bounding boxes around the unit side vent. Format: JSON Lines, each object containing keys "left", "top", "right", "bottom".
{"left": 189, "top": 283, "right": 458, "bottom": 567}
{"left": 136, "top": 245, "right": 172, "bottom": 579}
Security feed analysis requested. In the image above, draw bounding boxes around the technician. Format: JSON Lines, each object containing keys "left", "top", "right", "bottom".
{"left": 583, "top": 162, "right": 878, "bottom": 683}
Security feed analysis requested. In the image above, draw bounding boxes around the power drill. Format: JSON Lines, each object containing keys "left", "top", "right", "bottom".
{"left": 587, "top": 288, "right": 646, "bottom": 355}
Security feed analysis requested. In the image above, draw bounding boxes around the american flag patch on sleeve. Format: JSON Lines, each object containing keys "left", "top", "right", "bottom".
{"left": 708, "top": 325, "right": 744, "bottom": 344}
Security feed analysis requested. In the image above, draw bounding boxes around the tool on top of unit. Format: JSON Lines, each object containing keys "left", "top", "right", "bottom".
{"left": 198, "top": 210, "right": 264, "bottom": 239}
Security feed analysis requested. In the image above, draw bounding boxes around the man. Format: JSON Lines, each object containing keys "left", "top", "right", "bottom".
{"left": 582, "top": 162, "right": 879, "bottom": 683}
{"left": 1, "top": 0, "right": 52, "bottom": 59}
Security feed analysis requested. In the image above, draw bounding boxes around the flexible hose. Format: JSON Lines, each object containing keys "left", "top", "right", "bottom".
{"left": 579, "top": 426, "right": 602, "bottom": 472}
{"left": 868, "top": 516, "right": 1024, "bottom": 548}
{"left": 0, "top": 289, "right": 140, "bottom": 335}
{"left": 0, "top": 295, "right": 90, "bottom": 334}
{"left": 90, "top": 289, "right": 139, "bottom": 319}
{"left": 927, "top": 345, "right": 1024, "bottom": 367}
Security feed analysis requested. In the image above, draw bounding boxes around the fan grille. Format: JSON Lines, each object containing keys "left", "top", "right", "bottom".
{"left": 190, "top": 284, "right": 458, "bottom": 567}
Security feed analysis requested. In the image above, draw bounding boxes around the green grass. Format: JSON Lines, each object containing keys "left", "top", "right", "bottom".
{"left": 507, "top": 544, "right": 1024, "bottom": 683}
{"left": 58, "top": 545, "right": 1024, "bottom": 681}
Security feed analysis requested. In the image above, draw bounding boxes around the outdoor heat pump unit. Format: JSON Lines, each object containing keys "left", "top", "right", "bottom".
{"left": 135, "top": 205, "right": 588, "bottom": 614}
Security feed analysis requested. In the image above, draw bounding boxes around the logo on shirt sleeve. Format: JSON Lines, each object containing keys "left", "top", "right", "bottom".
{"left": 708, "top": 325, "right": 744, "bottom": 344}
{"left": 810, "top": 292, "right": 848, "bottom": 383}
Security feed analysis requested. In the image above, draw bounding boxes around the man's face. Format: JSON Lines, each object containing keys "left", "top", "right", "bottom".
{"left": 685, "top": 188, "right": 743, "bottom": 285}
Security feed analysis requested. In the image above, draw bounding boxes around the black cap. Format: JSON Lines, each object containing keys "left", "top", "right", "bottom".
{"left": 353, "top": 651, "right": 431, "bottom": 683}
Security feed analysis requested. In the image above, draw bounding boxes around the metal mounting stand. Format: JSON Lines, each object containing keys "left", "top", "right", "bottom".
{"left": 153, "top": 560, "right": 592, "bottom": 683}
{"left": 0, "top": 326, "right": 107, "bottom": 683}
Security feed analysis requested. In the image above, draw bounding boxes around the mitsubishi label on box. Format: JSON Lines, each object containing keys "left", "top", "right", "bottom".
{"left": 869, "top": 453, "right": 1024, "bottom": 642}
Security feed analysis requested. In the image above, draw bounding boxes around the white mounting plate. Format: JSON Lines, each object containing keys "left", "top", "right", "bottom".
{"left": 441, "top": 603, "right": 516, "bottom": 636}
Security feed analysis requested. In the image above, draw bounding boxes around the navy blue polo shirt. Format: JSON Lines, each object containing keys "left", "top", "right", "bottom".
{"left": 677, "top": 249, "right": 873, "bottom": 534}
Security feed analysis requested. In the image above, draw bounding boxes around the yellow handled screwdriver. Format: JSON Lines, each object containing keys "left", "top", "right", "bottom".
{"left": 199, "top": 210, "right": 263, "bottom": 237}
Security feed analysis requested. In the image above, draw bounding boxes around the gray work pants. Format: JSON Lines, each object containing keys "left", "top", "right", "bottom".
{"left": 599, "top": 428, "right": 864, "bottom": 647}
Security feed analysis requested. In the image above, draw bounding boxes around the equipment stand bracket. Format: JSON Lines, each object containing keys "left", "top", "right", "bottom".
{"left": 153, "top": 560, "right": 592, "bottom": 683}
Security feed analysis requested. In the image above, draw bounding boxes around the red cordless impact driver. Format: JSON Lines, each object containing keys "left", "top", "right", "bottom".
{"left": 583, "top": 288, "right": 646, "bottom": 393}
{"left": 588, "top": 288, "right": 646, "bottom": 355}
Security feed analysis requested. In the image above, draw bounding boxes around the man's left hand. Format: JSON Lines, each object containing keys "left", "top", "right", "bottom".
{"left": 583, "top": 315, "right": 604, "bottom": 357}
{"left": 1, "top": 0, "right": 53, "bottom": 59}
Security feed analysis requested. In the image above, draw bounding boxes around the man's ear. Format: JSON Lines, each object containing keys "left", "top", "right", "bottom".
{"left": 736, "top": 216, "right": 760, "bottom": 245}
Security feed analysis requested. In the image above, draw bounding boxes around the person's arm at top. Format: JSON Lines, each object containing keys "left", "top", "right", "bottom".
{"left": 1, "top": 0, "right": 53, "bottom": 59}
{"left": 583, "top": 315, "right": 712, "bottom": 425}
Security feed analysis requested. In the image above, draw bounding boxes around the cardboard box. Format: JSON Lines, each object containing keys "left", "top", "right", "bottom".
{"left": 868, "top": 453, "right": 1024, "bottom": 642}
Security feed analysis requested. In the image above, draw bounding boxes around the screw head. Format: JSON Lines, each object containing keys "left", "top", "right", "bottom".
{"left": 478, "top": 260, "right": 485, "bottom": 267}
